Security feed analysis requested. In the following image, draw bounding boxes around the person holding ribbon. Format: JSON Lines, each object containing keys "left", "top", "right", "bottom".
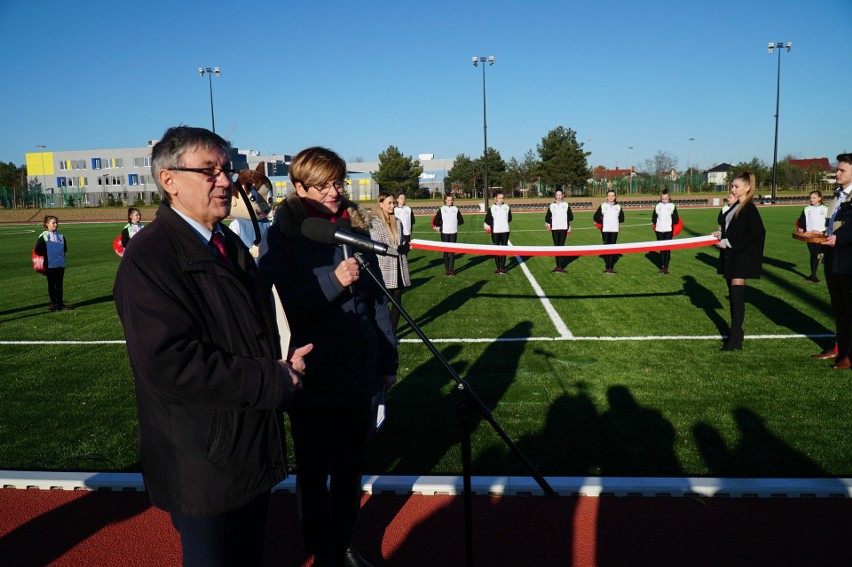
{"left": 651, "top": 189, "right": 679, "bottom": 274}
{"left": 394, "top": 192, "right": 415, "bottom": 246}
{"left": 713, "top": 171, "right": 765, "bottom": 351}
{"left": 816, "top": 154, "right": 852, "bottom": 368}
{"left": 545, "top": 189, "right": 573, "bottom": 272}
{"left": 432, "top": 194, "right": 464, "bottom": 276}
{"left": 484, "top": 191, "right": 512, "bottom": 274}
{"left": 593, "top": 190, "right": 625, "bottom": 274}
{"left": 371, "top": 191, "right": 411, "bottom": 334}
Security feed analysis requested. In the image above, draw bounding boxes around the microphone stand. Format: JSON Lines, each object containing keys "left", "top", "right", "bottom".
{"left": 351, "top": 252, "right": 556, "bottom": 567}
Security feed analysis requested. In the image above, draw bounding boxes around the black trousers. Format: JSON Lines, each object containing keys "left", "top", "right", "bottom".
{"left": 170, "top": 492, "right": 271, "bottom": 567}
{"left": 551, "top": 229, "right": 568, "bottom": 268}
{"left": 601, "top": 231, "right": 618, "bottom": 269}
{"left": 45, "top": 267, "right": 65, "bottom": 305}
{"left": 491, "top": 231, "right": 509, "bottom": 270}
{"left": 655, "top": 231, "right": 673, "bottom": 268}
{"left": 806, "top": 242, "right": 821, "bottom": 277}
{"left": 824, "top": 254, "right": 852, "bottom": 359}
{"left": 441, "top": 232, "right": 457, "bottom": 272}
{"left": 288, "top": 402, "right": 372, "bottom": 558}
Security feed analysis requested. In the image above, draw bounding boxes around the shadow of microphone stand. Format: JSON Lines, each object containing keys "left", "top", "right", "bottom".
{"left": 351, "top": 249, "right": 556, "bottom": 567}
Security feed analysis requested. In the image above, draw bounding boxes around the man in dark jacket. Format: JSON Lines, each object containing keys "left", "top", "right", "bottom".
{"left": 820, "top": 153, "right": 852, "bottom": 368}
{"left": 114, "top": 126, "right": 307, "bottom": 566}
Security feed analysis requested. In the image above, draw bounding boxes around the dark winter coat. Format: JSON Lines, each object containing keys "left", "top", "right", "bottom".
{"left": 829, "top": 200, "right": 852, "bottom": 274}
{"left": 114, "top": 202, "right": 294, "bottom": 516}
{"left": 260, "top": 195, "right": 398, "bottom": 409}
{"left": 717, "top": 200, "right": 765, "bottom": 279}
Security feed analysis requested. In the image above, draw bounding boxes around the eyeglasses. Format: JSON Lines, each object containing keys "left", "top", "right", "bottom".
{"left": 310, "top": 181, "right": 346, "bottom": 195}
{"left": 169, "top": 166, "right": 239, "bottom": 181}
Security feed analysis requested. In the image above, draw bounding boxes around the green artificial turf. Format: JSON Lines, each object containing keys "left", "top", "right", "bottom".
{"left": 0, "top": 206, "right": 849, "bottom": 477}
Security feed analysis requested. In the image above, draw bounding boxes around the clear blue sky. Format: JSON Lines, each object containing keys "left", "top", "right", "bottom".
{"left": 1, "top": 0, "right": 848, "bottom": 172}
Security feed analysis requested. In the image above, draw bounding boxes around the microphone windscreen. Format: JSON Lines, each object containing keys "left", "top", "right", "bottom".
{"left": 301, "top": 217, "right": 338, "bottom": 245}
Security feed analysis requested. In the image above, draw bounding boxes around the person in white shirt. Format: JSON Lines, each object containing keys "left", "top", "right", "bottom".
{"left": 484, "top": 191, "right": 512, "bottom": 274}
{"left": 545, "top": 189, "right": 574, "bottom": 272}
{"left": 394, "top": 193, "right": 415, "bottom": 246}
{"left": 651, "top": 189, "right": 679, "bottom": 274}
{"left": 432, "top": 194, "right": 464, "bottom": 276}
{"left": 593, "top": 190, "right": 625, "bottom": 274}
{"left": 796, "top": 190, "right": 828, "bottom": 282}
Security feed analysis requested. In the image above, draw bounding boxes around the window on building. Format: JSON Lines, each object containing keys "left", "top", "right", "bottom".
{"left": 128, "top": 174, "right": 139, "bottom": 186}
{"left": 56, "top": 177, "right": 67, "bottom": 187}
{"left": 92, "top": 158, "right": 102, "bottom": 170}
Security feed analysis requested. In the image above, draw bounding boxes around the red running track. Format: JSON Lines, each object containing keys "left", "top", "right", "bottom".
{"left": 1, "top": 488, "right": 850, "bottom": 566}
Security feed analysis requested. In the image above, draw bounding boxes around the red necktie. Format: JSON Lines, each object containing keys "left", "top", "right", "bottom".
{"left": 210, "top": 231, "right": 230, "bottom": 266}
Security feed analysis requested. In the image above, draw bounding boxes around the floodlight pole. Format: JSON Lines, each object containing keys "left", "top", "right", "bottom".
{"left": 199, "top": 66, "right": 221, "bottom": 133}
{"left": 769, "top": 42, "right": 792, "bottom": 204}
{"left": 688, "top": 138, "right": 695, "bottom": 191}
{"left": 36, "top": 145, "right": 47, "bottom": 204}
{"left": 628, "top": 146, "right": 634, "bottom": 193}
{"left": 473, "top": 56, "right": 494, "bottom": 210}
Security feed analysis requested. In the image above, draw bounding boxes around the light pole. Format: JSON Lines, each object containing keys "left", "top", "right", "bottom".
{"left": 628, "top": 146, "right": 634, "bottom": 193}
{"left": 199, "top": 66, "right": 221, "bottom": 133}
{"left": 768, "top": 41, "right": 792, "bottom": 203}
{"left": 36, "top": 145, "right": 47, "bottom": 204}
{"left": 472, "top": 56, "right": 494, "bottom": 210}
{"left": 687, "top": 137, "right": 695, "bottom": 191}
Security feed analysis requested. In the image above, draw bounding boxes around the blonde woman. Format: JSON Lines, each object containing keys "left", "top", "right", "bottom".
{"left": 371, "top": 191, "right": 411, "bottom": 334}
{"left": 713, "top": 171, "right": 766, "bottom": 350}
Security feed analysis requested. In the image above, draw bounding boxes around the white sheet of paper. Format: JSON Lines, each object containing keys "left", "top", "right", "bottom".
{"left": 272, "top": 286, "right": 290, "bottom": 358}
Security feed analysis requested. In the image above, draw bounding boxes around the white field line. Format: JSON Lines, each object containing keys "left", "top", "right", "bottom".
{"left": 0, "top": 333, "right": 835, "bottom": 346}
{"left": 509, "top": 238, "right": 573, "bottom": 339}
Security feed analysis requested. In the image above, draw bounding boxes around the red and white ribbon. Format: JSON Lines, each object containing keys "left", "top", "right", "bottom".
{"left": 410, "top": 234, "right": 719, "bottom": 257}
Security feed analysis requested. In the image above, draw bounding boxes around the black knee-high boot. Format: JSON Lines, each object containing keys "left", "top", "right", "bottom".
{"left": 722, "top": 284, "right": 745, "bottom": 350}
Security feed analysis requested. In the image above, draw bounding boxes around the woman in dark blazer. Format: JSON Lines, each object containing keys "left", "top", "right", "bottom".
{"left": 713, "top": 171, "right": 766, "bottom": 350}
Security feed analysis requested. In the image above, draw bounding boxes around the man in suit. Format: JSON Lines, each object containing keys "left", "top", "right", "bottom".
{"left": 817, "top": 153, "right": 852, "bottom": 369}
{"left": 114, "top": 126, "right": 308, "bottom": 566}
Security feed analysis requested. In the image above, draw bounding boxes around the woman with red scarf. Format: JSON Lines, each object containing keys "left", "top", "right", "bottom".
{"left": 261, "top": 147, "right": 397, "bottom": 567}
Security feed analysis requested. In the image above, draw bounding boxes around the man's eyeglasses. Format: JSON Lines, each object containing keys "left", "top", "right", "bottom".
{"left": 310, "top": 181, "right": 346, "bottom": 195}
{"left": 169, "top": 166, "right": 239, "bottom": 181}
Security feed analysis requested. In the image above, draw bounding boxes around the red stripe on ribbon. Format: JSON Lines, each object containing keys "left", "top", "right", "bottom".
{"left": 410, "top": 235, "right": 718, "bottom": 257}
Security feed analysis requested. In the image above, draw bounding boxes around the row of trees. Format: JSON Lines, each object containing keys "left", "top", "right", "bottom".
{"left": 368, "top": 126, "right": 592, "bottom": 198}
{"left": 443, "top": 126, "right": 591, "bottom": 197}
{"left": 729, "top": 156, "right": 832, "bottom": 194}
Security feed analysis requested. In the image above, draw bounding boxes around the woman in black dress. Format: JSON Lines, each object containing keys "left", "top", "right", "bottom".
{"left": 713, "top": 171, "right": 766, "bottom": 350}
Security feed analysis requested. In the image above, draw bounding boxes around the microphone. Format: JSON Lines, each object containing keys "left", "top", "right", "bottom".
{"left": 336, "top": 218, "right": 353, "bottom": 260}
{"left": 302, "top": 217, "right": 399, "bottom": 257}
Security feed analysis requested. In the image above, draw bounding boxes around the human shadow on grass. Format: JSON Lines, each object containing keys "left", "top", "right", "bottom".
{"left": 694, "top": 251, "right": 833, "bottom": 319}
{"left": 693, "top": 407, "right": 825, "bottom": 477}
{"left": 681, "top": 275, "right": 728, "bottom": 338}
{"left": 747, "top": 285, "right": 831, "bottom": 340}
{"left": 598, "top": 385, "right": 683, "bottom": 476}
{"left": 398, "top": 280, "right": 488, "bottom": 339}
{"left": 360, "top": 324, "right": 531, "bottom": 561}
{"left": 367, "top": 322, "right": 531, "bottom": 476}
{"left": 0, "top": 464, "right": 154, "bottom": 567}
{"left": 408, "top": 257, "right": 444, "bottom": 276}
{"left": 481, "top": 377, "right": 682, "bottom": 476}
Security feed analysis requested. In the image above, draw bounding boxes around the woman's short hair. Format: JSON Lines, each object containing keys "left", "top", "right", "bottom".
{"left": 289, "top": 147, "right": 346, "bottom": 191}
{"left": 151, "top": 126, "right": 230, "bottom": 204}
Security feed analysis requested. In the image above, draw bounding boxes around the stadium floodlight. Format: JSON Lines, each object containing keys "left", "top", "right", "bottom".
{"left": 199, "top": 66, "right": 221, "bottom": 133}
{"left": 768, "top": 42, "right": 793, "bottom": 203}
{"left": 472, "top": 56, "right": 495, "bottom": 210}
